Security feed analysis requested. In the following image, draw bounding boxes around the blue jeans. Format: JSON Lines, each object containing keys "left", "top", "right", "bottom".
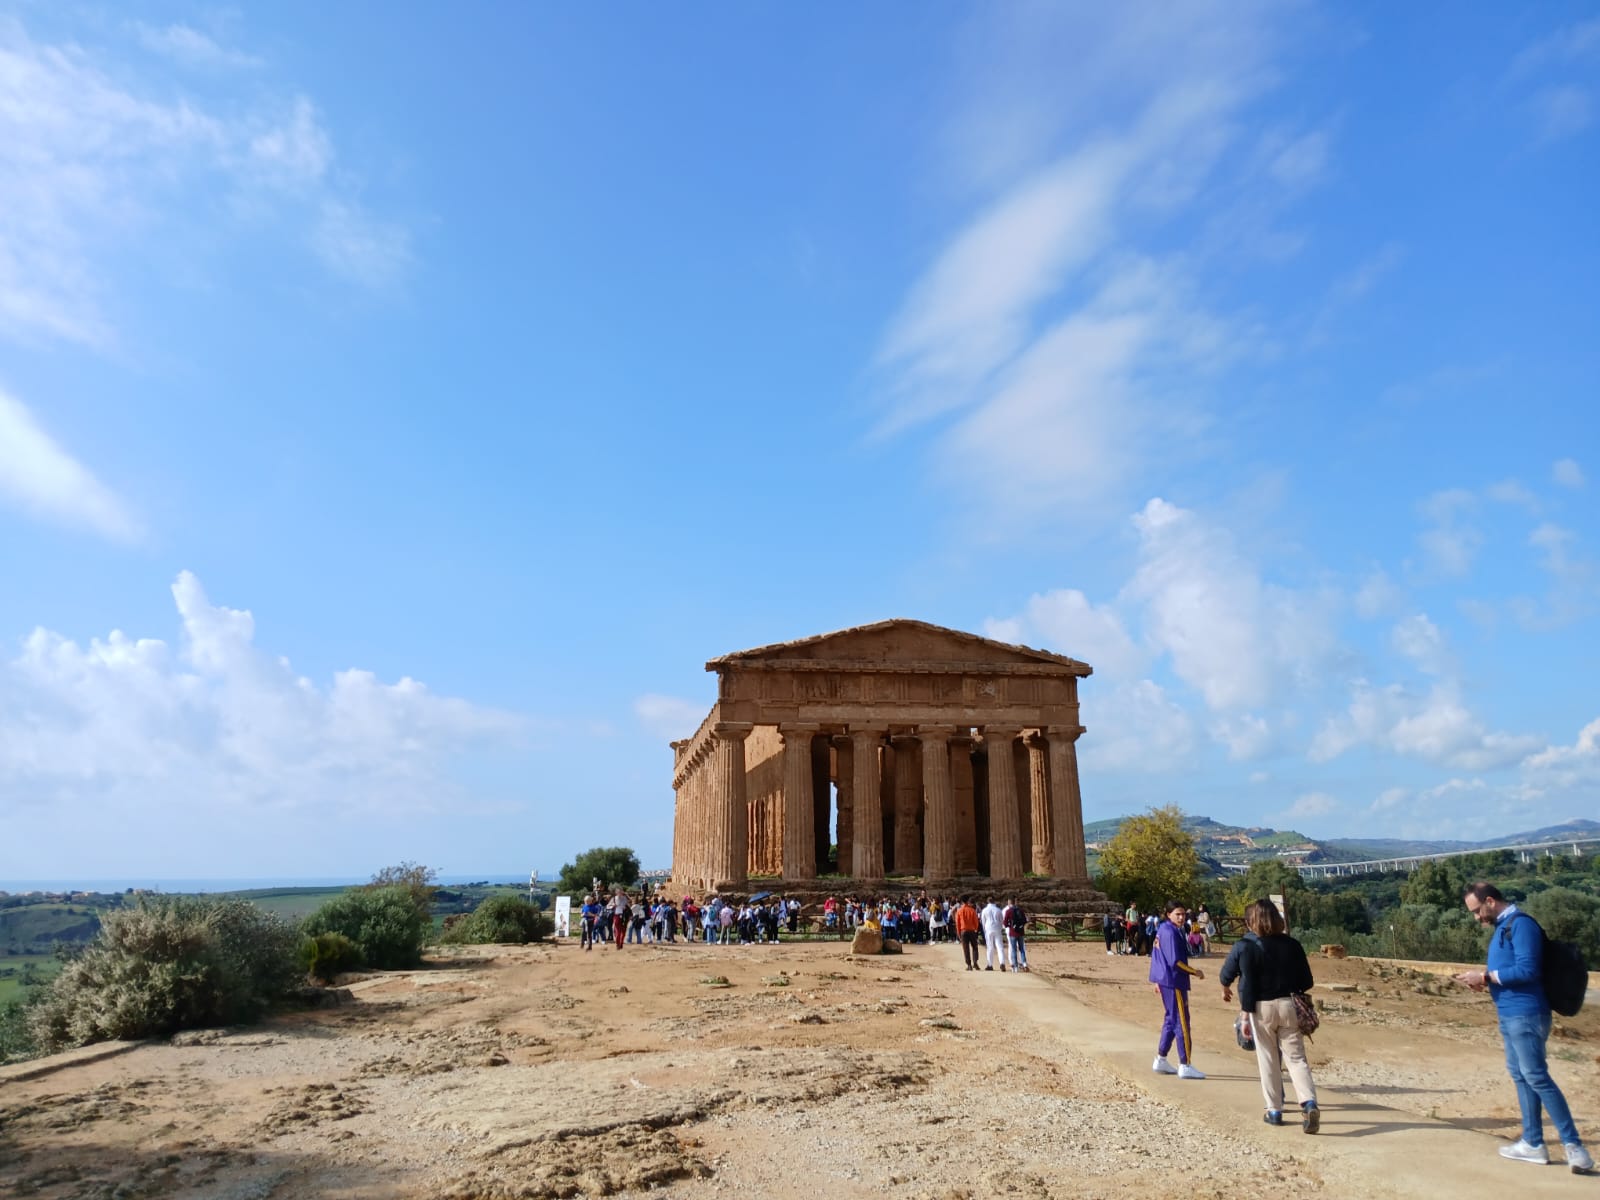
{"left": 1500, "top": 1010, "right": 1581, "bottom": 1147}
{"left": 1008, "top": 933, "right": 1027, "bottom": 969}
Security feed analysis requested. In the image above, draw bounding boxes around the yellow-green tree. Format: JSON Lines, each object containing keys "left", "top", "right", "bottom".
{"left": 1096, "top": 805, "right": 1201, "bottom": 913}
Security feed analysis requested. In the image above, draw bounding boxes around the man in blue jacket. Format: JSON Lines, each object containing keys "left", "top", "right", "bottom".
{"left": 1456, "top": 882, "right": 1592, "bottom": 1173}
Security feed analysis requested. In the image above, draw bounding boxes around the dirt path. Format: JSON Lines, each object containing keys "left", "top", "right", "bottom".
{"left": 1, "top": 939, "right": 1594, "bottom": 1198}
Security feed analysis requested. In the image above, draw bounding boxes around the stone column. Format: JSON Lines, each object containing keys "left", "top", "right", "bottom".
{"left": 710, "top": 724, "right": 751, "bottom": 890}
{"left": 985, "top": 727, "right": 1023, "bottom": 880}
{"left": 780, "top": 725, "right": 818, "bottom": 881}
{"left": 1048, "top": 727, "right": 1088, "bottom": 881}
{"left": 951, "top": 733, "right": 977, "bottom": 872}
{"left": 832, "top": 735, "right": 854, "bottom": 877}
{"left": 1026, "top": 732, "right": 1055, "bottom": 876}
{"left": 850, "top": 727, "right": 885, "bottom": 880}
{"left": 920, "top": 729, "right": 954, "bottom": 883}
{"left": 891, "top": 734, "right": 923, "bottom": 875}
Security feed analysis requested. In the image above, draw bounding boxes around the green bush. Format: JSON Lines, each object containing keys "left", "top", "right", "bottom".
{"left": 300, "top": 931, "right": 364, "bottom": 983}
{"left": 302, "top": 885, "right": 428, "bottom": 969}
{"left": 26, "top": 896, "right": 301, "bottom": 1054}
{"left": 437, "top": 894, "right": 549, "bottom": 945}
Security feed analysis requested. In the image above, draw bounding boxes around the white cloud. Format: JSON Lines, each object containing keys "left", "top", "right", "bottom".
{"left": 984, "top": 588, "right": 1145, "bottom": 682}
{"left": 1522, "top": 716, "right": 1600, "bottom": 789}
{"left": 1553, "top": 457, "right": 1585, "bottom": 488}
{"left": 1276, "top": 791, "right": 1338, "bottom": 825}
{"left": 1078, "top": 679, "right": 1197, "bottom": 772}
{"left": 0, "top": 386, "right": 138, "bottom": 541}
{"left": 134, "top": 22, "right": 262, "bottom": 71}
{"left": 1370, "top": 786, "right": 1409, "bottom": 813}
{"left": 1509, "top": 18, "right": 1600, "bottom": 79}
{"left": 1413, "top": 488, "right": 1481, "bottom": 578}
{"left": 1310, "top": 680, "right": 1543, "bottom": 771}
{"left": 1127, "top": 497, "right": 1339, "bottom": 712}
{"left": 1266, "top": 129, "right": 1329, "bottom": 189}
{"left": 1391, "top": 613, "right": 1451, "bottom": 676}
{"left": 1485, "top": 478, "right": 1538, "bottom": 510}
{"left": 633, "top": 694, "right": 709, "bottom": 742}
{"left": 1211, "top": 713, "right": 1275, "bottom": 761}
{"left": 0, "top": 572, "right": 525, "bottom": 812}
{"left": 1532, "top": 85, "right": 1594, "bottom": 142}
{"left": 872, "top": 6, "right": 1290, "bottom": 516}
{"left": 1353, "top": 567, "right": 1404, "bottom": 619}
{"left": 0, "top": 18, "right": 408, "bottom": 349}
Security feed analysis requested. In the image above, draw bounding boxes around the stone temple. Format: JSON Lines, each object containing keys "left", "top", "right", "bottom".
{"left": 668, "top": 620, "right": 1104, "bottom": 909}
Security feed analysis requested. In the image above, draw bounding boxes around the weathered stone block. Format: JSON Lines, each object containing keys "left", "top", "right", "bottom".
{"left": 851, "top": 928, "right": 883, "bottom": 956}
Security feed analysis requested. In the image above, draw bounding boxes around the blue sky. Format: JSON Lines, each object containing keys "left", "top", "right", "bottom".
{"left": 1, "top": 3, "right": 1597, "bottom": 883}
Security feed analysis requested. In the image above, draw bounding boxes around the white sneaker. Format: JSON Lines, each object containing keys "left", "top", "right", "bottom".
{"left": 1177, "top": 1063, "right": 1206, "bottom": 1080}
{"left": 1566, "top": 1144, "right": 1594, "bottom": 1174}
{"left": 1152, "top": 1056, "right": 1178, "bottom": 1075}
{"left": 1498, "top": 1139, "right": 1549, "bottom": 1164}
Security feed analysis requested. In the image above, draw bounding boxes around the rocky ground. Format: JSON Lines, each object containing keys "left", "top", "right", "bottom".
{"left": 1, "top": 937, "right": 1595, "bottom": 1199}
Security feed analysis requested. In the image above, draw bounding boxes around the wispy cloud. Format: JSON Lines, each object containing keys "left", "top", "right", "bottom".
{"left": 0, "top": 386, "right": 138, "bottom": 541}
{"left": 0, "top": 17, "right": 410, "bottom": 350}
{"left": 133, "top": 22, "right": 262, "bottom": 71}
{"left": 633, "top": 694, "right": 709, "bottom": 741}
{"left": 1506, "top": 19, "right": 1600, "bottom": 144}
{"left": 1553, "top": 457, "right": 1585, "bottom": 488}
{"left": 871, "top": 4, "right": 1300, "bottom": 520}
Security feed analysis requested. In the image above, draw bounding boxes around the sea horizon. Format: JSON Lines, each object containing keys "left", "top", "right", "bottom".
{"left": 1, "top": 872, "right": 560, "bottom": 894}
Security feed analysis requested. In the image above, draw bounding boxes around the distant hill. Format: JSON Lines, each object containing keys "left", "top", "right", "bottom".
{"left": 1085, "top": 815, "right": 1600, "bottom": 871}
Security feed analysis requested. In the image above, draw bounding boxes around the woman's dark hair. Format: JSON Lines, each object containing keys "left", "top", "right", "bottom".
{"left": 1245, "top": 898, "right": 1284, "bottom": 936}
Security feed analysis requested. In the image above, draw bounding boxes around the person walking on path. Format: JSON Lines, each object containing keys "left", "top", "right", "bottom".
{"left": 980, "top": 898, "right": 1007, "bottom": 971}
{"left": 1219, "top": 898, "right": 1319, "bottom": 1131}
{"left": 1454, "top": 882, "right": 1592, "bottom": 1173}
{"left": 1002, "top": 899, "right": 1030, "bottom": 972}
{"left": 609, "top": 889, "right": 630, "bottom": 950}
{"left": 954, "top": 897, "right": 982, "bottom": 970}
{"left": 1150, "top": 900, "right": 1205, "bottom": 1079}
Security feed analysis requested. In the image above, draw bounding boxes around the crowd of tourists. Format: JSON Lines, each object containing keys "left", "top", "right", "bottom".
{"left": 569, "top": 877, "right": 1589, "bottom": 1170}
{"left": 1102, "top": 903, "right": 1214, "bottom": 957}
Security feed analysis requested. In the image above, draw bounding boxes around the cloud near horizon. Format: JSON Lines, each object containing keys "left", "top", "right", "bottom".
{"left": 0, "top": 572, "right": 526, "bottom": 817}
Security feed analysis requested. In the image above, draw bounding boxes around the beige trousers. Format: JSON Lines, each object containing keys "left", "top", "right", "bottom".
{"left": 1251, "top": 996, "right": 1317, "bottom": 1111}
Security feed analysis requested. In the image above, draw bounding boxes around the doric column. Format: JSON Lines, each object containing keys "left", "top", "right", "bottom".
{"left": 850, "top": 727, "right": 885, "bottom": 880}
{"left": 1049, "top": 727, "right": 1088, "bottom": 881}
{"left": 832, "top": 734, "right": 854, "bottom": 877}
{"left": 780, "top": 725, "right": 819, "bottom": 881}
{"left": 920, "top": 729, "right": 954, "bottom": 883}
{"left": 984, "top": 727, "right": 1024, "bottom": 879}
{"left": 951, "top": 733, "right": 977, "bottom": 872}
{"left": 710, "top": 724, "right": 751, "bottom": 890}
{"left": 891, "top": 734, "right": 923, "bottom": 874}
{"left": 1026, "top": 732, "right": 1055, "bottom": 876}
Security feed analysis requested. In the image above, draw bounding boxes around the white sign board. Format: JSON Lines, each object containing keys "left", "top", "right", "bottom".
{"left": 554, "top": 895, "right": 572, "bottom": 938}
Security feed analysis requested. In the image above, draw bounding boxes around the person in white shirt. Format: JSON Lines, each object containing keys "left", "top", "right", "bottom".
{"left": 980, "top": 899, "right": 1007, "bottom": 971}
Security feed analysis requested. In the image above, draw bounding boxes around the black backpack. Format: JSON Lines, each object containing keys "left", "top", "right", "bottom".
{"left": 1503, "top": 912, "right": 1588, "bottom": 1018}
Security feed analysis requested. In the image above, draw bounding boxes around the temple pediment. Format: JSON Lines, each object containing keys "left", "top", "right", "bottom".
{"left": 708, "top": 618, "right": 1090, "bottom": 676}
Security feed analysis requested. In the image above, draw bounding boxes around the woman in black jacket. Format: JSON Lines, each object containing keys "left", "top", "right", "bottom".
{"left": 1219, "top": 898, "right": 1320, "bottom": 1132}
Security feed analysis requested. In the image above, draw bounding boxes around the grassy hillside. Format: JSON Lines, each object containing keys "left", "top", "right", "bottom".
{"left": 0, "top": 904, "right": 104, "bottom": 951}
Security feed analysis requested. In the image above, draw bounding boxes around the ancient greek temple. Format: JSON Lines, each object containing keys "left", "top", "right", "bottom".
{"left": 669, "top": 620, "right": 1093, "bottom": 894}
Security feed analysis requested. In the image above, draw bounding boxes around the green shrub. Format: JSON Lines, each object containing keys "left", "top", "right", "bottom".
{"left": 437, "top": 894, "right": 549, "bottom": 945}
{"left": 302, "top": 885, "right": 428, "bottom": 969}
{"left": 26, "top": 896, "right": 301, "bottom": 1054}
{"left": 300, "top": 931, "right": 363, "bottom": 983}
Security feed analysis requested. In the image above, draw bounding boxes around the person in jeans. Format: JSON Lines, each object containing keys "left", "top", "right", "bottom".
{"left": 1456, "top": 882, "right": 1592, "bottom": 1173}
{"left": 1002, "top": 899, "right": 1030, "bottom": 972}
{"left": 1220, "top": 898, "right": 1319, "bottom": 1131}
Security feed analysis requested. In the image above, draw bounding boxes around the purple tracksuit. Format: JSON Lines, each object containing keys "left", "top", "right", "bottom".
{"left": 1150, "top": 919, "right": 1198, "bottom": 1064}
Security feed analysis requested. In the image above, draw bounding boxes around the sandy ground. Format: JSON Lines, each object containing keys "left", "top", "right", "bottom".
{"left": 1, "top": 936, "right": 1596, "bottom": 1199}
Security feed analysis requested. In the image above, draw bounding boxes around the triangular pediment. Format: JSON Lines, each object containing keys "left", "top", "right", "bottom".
{"left": 708, "top": 619, "right": 1091, "bottom": 674}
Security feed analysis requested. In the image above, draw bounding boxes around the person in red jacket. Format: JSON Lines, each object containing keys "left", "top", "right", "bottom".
{"left": 953, "top": 897, "right": 982, "bottom": 971}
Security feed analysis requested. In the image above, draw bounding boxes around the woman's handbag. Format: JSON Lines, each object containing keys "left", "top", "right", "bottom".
{"left": 1291, "top": 991, "right": 1319, "bottom": 1038}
